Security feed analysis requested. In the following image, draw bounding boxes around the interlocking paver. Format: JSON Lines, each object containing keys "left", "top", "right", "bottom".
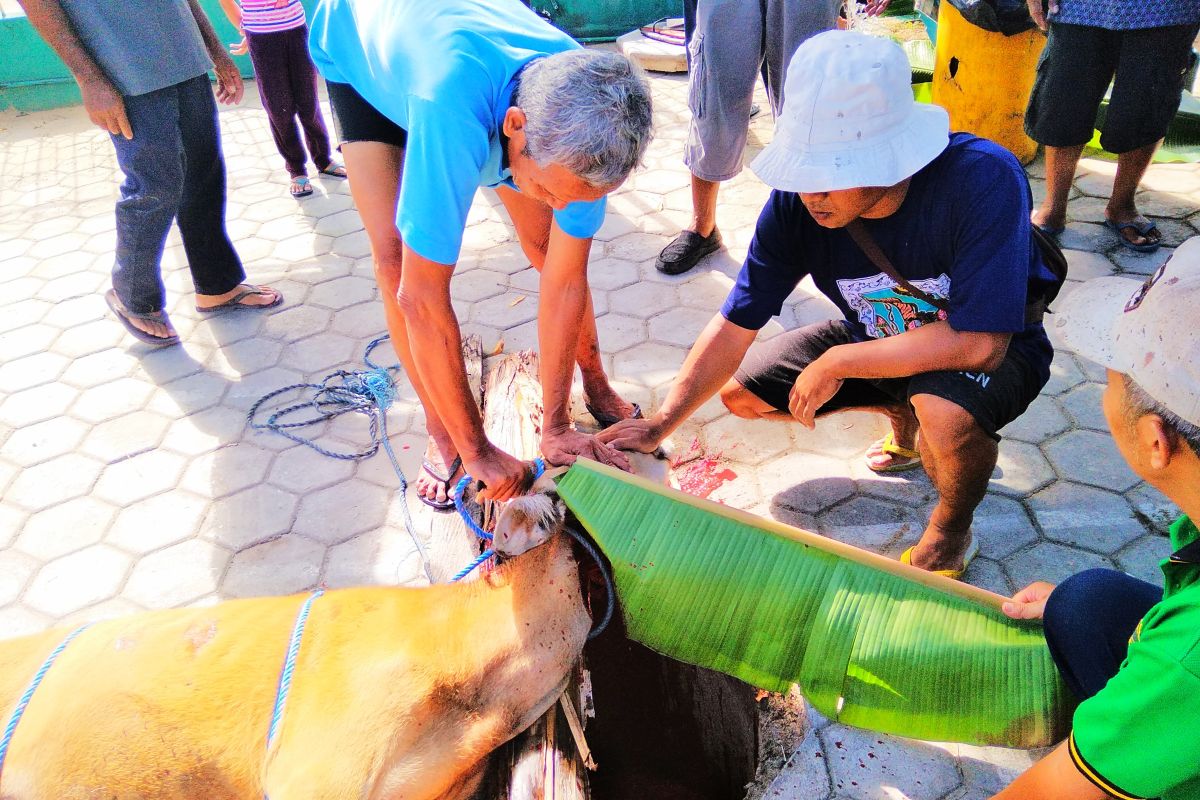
{"left": 1116, "top": 535, "right": 1172, "bottom": 586}
{"left": 1028, "top": 481, "right": 1146, "bottom": 553}
{"left": 93, "top": 449, "right": 189, "bottom": 506}
{"left": 124, "top": 539, "right": 230, "bottom": 607}
{"left": 206, "top": 484, "right": 299, "bottom": 550}
{"left": 0, "top": 550, "right": 39, "bottom": 607}
{"left": 817, "top": 495, "right": 924, "bottom": 552}
{"left": 998, "top": 394, "right": 1070, "bottom": 443}
{"left": 758, "top": 452, "right": 856, "bottom": 514}
{"left": 5, "top": 416, "right": 89, "bottom": 467}
{"left": 988, "top": 440, "right": 1055, "bottom": 497}
{"left": 1110, "top": 243, "right": 1173, "bottom": 275}
{"left": 1043, "top": 429, "right": 1140, "bottom": 492}
{"left": 819, "top": 725, "right": 962, "bottom": 800}
{"left": 25, "top": 544, "right": 130, "bottom": 617}
{"left": 221, "top": 535, "right": 322, "bottom": 598}
{"left": 1125, "top": 482, "right": 1179, "bottom": 533}
{"left": 16, "top": 496, "right": 115, "bottom": 561}
{"left": 1005, "top": 541, "right": 1113, "bottom": 588}
{"left": 292, "top": 479, "right": 393, "bottom": 546}
{"left": 5, "top": 452, "right": 103, "bottom": 511}
{"left": 106, "top": 489, "right": 209, "bottom": 555}
{"left": 180, "top": 443, "right": 274, "bottom": 499}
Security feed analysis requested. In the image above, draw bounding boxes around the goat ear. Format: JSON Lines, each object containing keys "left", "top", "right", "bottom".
{"left": 493, "top": 494, "right": 564, "bottom": 557}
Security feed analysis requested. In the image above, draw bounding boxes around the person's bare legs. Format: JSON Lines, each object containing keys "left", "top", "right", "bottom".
{"left": 495, "top": 186, "right": 633, "bottom": 422}
{"left": 1030, "top": 143, "right": 1084, "bottom": 232}
{"left": 341, "top": 140, "right": 460, "bottom": 505}
{"left": 689, "top": 174, "right": 720, "bottom": 238}
{"left": 905, "top": 393, "right": 996, "bottom": 572}
{"left": 1105, "top": 139, "right": 1161, "bottom": 248}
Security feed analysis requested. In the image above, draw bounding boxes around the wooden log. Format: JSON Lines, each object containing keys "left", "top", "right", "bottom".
{"left": 418, "top": 334, "right": 484, "bottom": 584}
{"left": 480, "top": 351, "right": 591, "bottom": 800}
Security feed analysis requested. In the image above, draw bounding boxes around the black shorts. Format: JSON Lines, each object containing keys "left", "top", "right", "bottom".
{"left": 325, "top": 80, "right": 408, "bottom": 148}
{"left": 734, "top": 320, "right": 1046, "bottom": 441}
{"left": 1024, "top": 22, "right": 1197, "bottom": 153}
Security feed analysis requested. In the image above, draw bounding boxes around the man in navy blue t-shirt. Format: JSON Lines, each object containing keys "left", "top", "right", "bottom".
{"left": 602, "top": 30, "right": 1057, "bottom": 577}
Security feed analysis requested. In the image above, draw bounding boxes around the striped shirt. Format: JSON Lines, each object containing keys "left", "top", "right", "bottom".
{"left": 241, "top": 0, "right": 305, "bottom": 34}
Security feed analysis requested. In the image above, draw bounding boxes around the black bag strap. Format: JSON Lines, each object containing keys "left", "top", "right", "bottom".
{"left": 845, "top": 220, "right": 950, "bottom": 312}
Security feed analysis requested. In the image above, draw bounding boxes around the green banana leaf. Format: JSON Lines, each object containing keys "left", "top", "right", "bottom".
{"left": 556, "top": 460, "right": 1074, "bottom": 748}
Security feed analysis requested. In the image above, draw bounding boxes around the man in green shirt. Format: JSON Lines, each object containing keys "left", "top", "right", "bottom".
{"left": 999, "top": 236, "right": 1200, "bottom": 799}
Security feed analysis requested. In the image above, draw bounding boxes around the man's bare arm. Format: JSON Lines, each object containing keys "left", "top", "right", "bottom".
{"left": 991, "top": 742, "right": 1107, "bottom": 800}
{"left": 18, "top": 0, "right": 132, "bottom": 138}
{"left": 185, "top": 0, "right": 244, "bottom": 104}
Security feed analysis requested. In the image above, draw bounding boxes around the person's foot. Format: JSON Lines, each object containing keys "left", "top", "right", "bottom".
{"left": 195, "top": 283, "right": 283, "bottom": 312}
{"left": 583, "top": 386, "right": 636, "bottom": 428}
{"left": 104, "top": 289, "right": 180, "bottom": 345}
{"left": 290, "top": 175, "right": 314, "bottom": 198}
{"left": 1103, "top": 212, "right": 1161, "bottom": 252}
{"left": 901, "top": 526, "right": 978, "bottom": 578}
{"left": 865, "top": 432, "right": 921, "bottom": 472}
{"left": 655, "top": 227, "right": 722, "bottom": 276}
{"left": 417, "top": 437, "right": 465, "bottom": 509}
{"left": 1030, "top": 207, "right": 1065, "bottom": 236}
{"left": 317, "top": 161, "right": 348, "bottom": 178}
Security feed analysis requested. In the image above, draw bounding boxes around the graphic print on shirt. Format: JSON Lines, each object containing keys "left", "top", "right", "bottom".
{"left": 836, "top": 273, "right": 951, "bottom": 338}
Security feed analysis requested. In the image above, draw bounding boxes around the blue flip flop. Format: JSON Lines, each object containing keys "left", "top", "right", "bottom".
{"left": 1104, "top": 218, "right": 1161, "bottom": 253}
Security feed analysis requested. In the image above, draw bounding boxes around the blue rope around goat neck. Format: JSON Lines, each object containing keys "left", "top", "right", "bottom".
{"left": 247, "top": 335, "right": 433, "bottom": 584}
{"left": 0, "top": 623, "right": 91, "bottom": 779}
{"left": 449, "top": 458, "right": 545, "bottom": 582}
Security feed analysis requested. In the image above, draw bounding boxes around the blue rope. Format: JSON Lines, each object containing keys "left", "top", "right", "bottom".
{"left": 248, "top": 336, "right": 433, "bottom": 584}
{"left": 450, "top": 458, "right": 545, "bottom": 581}
{"left": 265, "top": 590, "right": 324, "bottom": 755}
{"left": 0, "top": 623, "right": 91, "bottom": 778}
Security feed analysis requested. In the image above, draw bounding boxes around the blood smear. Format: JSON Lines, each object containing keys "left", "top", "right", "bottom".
{"left": 673, "top": 457, "right": 736, "bottom": 500}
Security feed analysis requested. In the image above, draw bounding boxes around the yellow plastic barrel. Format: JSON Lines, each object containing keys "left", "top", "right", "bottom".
{"left": 930, "top": 1, "right": 1046, "bottom": 164}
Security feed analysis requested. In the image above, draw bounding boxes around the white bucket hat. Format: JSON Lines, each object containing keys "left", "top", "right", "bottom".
{"left": 1055, "top": 235, "right": 1200, "bottom": 427}
{"left": 750, "top": 30, "right": 950, "bottom": 193}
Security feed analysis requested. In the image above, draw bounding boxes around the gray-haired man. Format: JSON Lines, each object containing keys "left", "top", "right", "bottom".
{"left": 309, "top": 0, "right": 654, "bottom": 506}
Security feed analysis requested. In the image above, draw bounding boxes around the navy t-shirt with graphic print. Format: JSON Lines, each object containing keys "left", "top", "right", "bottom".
{"left": 720, "top": 132, "right": 1056, "bottom": 383}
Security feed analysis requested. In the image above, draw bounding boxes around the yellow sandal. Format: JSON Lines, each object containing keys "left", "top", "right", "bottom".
{"left": 865, "top": 432, "right": 921, "bottom": 473}
{"left": 900, "top": 536, "right": 979, "bottom": 581}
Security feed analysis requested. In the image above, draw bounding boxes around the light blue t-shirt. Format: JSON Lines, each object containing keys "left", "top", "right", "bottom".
{"left": 309, "top": 0, "right": 607, "bottom": 265}
{"left": 59, "top": 0, "right": 212, "bottom": 97}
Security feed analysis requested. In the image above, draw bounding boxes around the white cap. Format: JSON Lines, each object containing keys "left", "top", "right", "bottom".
{"left": 750, "top": 30, "right": 950, "bottom": 193}
{"left": 1055, "top": 236, "right": 1200, "bottom": 427}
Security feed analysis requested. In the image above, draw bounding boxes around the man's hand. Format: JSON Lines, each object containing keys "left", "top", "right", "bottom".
{"left": 1002, "top": 581, "right": 1056, "bottom": 620}
{"left": 596, "top": 416, "right": 666, "bottom": 455}
{"left": 211, "top": 50, "right": 244, "bottom": 104}
{"left": 229, "top": 37, "right": 248, "bottom": 56}
{"left": 542, "top": 426, "right": 631, "bottom": 472}
{"left": 863, "top": 0, "right": 891, "bottom": 16}
{"left": 1026, "top": 0, "right": 1056, "bottom": 31}
{"left": 466, "top": 446, "right": 534, "bottom": 502}
{"left": 788, "top": 357, "right": 843, "bottom": 428}
{"left": 80, "top": 76, "right": 132, "bottom": 139}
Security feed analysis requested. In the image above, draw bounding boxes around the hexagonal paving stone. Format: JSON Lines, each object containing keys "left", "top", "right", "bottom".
{"left": 181, "top": 443, "right": 275, "bottom": 499}
{"left": 588, "top": 258, "right": 640, "bottom": 291}
{"left": 221, "top": 535, "right": 324, "bottom": 598}
{"left": 700, "top": 415, "right": 796, "bottom": 467}
{"left": 955, "top": 743, "right": 1040, "bottom": 796}
{"left": 1028, "top": 481, "right": 1147, "bottom": 554}
{"left": 205, "top": 484, "right": 299, "bottom": 550}
{"left": 25, "top": 545, "right": 131, "bottom": 617}
{"left": 124, "top": 539, "right": 230, "bottom": 607}
{"left": 1061, "top": 248, "right": 1116, "bottom": 282}
{"left": 1042, "top": 429, "right": 1140, "bottom": 491}
{"left": 106, "top": 489, "right": 210, "bottom": 555}
{"left": 1057, "top": 382, "right": 1107, "bottom": 431}
{"left": 795, "top": 410, "right": 889, "bottom": 460}
{"left": 79, "top": 410, "right": 171, "bottom": 463}
{"left": 5, "top": 452, "right": 104, "bottom": 511}
{"left": 0, "top": 504, "right": 25, "bottom": 549}
{"left": 610, "top": 282, "right": 679, "bottom": 320}
{"left": 68, "top": 376, "right": 156, "bottom": 424}
{"left": 587, "top": 313, "right": 645, "bottom": 354}
{"left": 0, "top": 380, "right": 79, "bottom": 427}
{"left": 0, "top": 550, "right": 39, "bottom": 607}
{"left": 1115, "top": 535, "right": 1172, "bottom": 585}
{"left": 278, "top": 331, "right": 357, "bottom": 373}
{"left": 54, "top": 317, "right": 126, "bottom": 358}
{"left": 1110, "top": 243, "right": 1173, "bottom": 276}
{"left": 1042, "top": 356, "right": 1083, "bottom": 400}
{"left": 59, "top": 347, "right": 138, "bottom": 389}
{"left": 757, "top": 452, "right": 856, "bottom": 514}
{"left": 324, "top": 527, "right": 422, "bottom": 588}
{"left": 1005, "top": 540, "right": 1113, "bottom": 588}
{"left": 0, "top": 351, "right": 68, "bottom": 393}
{"left": 449, "top": 268, "right": 507, "bottom": 303}
{"left": 763, "top": 724, "right": 831, "bottom": 800}
{"left": 92, "top": 449, "right": 188, "bottom": 506}
{"left": 260, "top": 304, "right": 334, "bottom": 343}
{"left": 613, "top": 341, "right": 689, "bottom": 388}
{"left": 0, "top": 606, "right": 53, "bottom": 640}
{"left": 148, "top": 371, "right": 229, "bottom": 417}
{"left": 851, "top": 457, "right": 937, "bottom": 507}
{"left": 953, "top": 492, "right": 1039, "bottom": 561}
{"left": 16, "top": 496, "right": 116, "bottom": 561}
{"left": 471, "top": 291, "right": 539, "bottom": 329}
{"left": 309, "top": 275, "right": 377, "bottom": 310}
{"left": 292, "top": 479, "right": 393, "bottom": 545}
{"left": 988, "top": 440, "right": 1055, "bottom": 497}
{"left": 160, "top": 408, "right": 244, "bottom": 456}
{"left": 267, "top": 442, "right": 357, "bottom": 493}
{"left": 1125, "top": 482, "right": 1179, "bottom": 534}
{"left": 331, "top": 229, "right": 372, "bottom": 259}
{"left": 606, "top": 231, "right": 669, "bottom": 262}
{"left": 313, "top": 208, "right": 363, "bottom": 238}
{"left": 820, "top": 725, "right": 962, "bottom": 800}
{"left": 3, "top": 415, "right": 89, "bottom": 467}
{"left": 647, "top": 306, "right": 713, "bottom": 348}
{"left": 816, "top": 495, "right": 923, "bottom": 552}
{"left": 998, "top": 394, "right": 1070, "bottom": 443}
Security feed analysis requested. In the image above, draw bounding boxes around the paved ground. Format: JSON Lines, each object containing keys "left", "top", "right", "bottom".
{"left": 0, "top": 65, "right": 1193, "bottom": 799}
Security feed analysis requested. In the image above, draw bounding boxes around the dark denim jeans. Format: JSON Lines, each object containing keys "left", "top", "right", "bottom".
{"left": 110, "top": 74, "right": 244, "bottom": 314}
{"left": 1043, "top": 568, "right": 1162, "bottom": 701}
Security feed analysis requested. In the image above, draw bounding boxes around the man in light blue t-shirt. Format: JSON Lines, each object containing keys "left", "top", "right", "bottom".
{"left": 308, "top": 0, "right": 653, "bottom": 507}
